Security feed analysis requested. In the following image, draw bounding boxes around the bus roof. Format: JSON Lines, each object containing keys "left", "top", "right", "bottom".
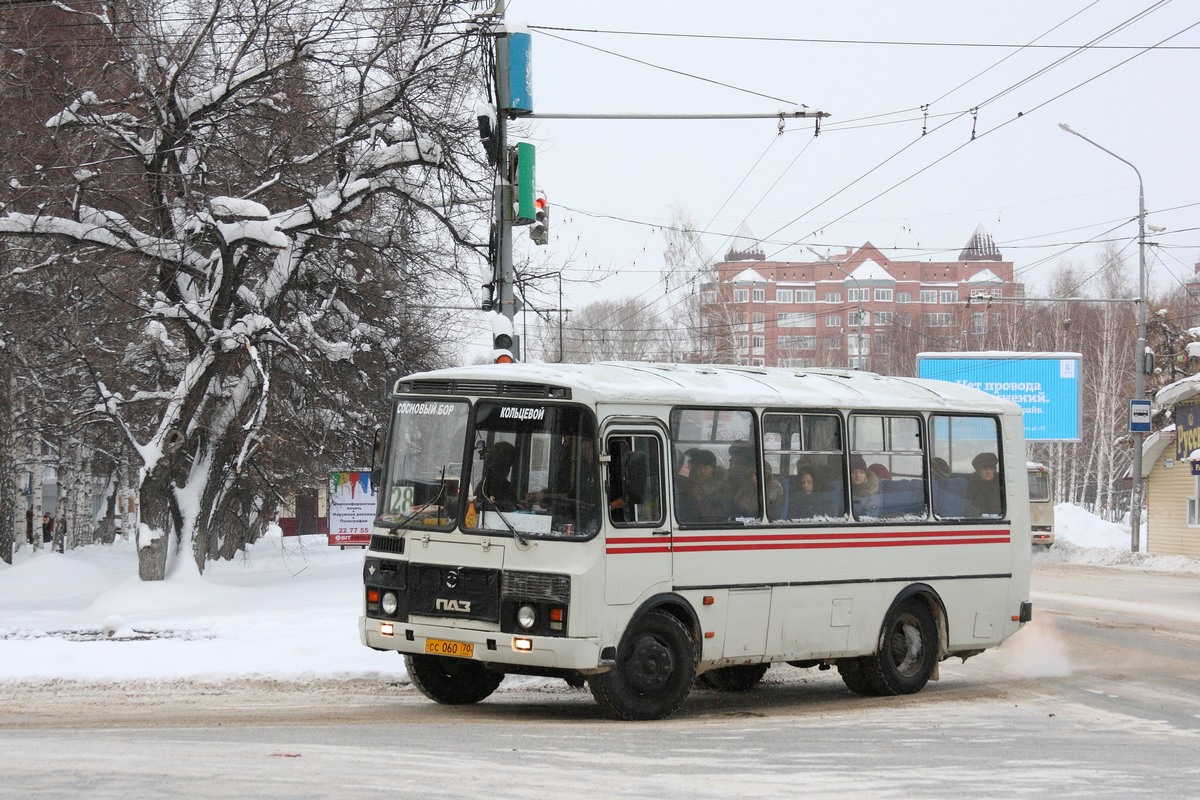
{"left": 394, "top": 362, "right": 1021, "bottom": 415}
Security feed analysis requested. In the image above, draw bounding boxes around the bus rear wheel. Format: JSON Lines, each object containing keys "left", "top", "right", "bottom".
{"left": 404, "top": 654, "right": 504, "bottom": 705}
{"left": 862, "top": 597, "right": 938, "bottom": 696}
{"left": 699, "top": 663, "right": 769, "bottom": 691}
{"left": 590, "top": 609, "right": 696, "bottom": 720}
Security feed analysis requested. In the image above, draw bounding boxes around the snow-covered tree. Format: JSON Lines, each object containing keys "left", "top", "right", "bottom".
{"left": 0, "top": 1, "right": 491, "bottom": 577}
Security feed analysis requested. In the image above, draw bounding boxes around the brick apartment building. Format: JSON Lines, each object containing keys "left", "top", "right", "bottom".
{"left": 700, "top": 226, "right": 1025, "bottom": 372}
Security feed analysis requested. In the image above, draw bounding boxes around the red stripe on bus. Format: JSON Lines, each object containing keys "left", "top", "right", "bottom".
{"left": 671, "top": 537, "right": 1008, "bottom": 553}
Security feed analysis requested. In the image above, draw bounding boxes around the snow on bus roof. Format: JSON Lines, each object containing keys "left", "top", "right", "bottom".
{"left": 397, "top": 362, "right": 1019, "bottom": 414}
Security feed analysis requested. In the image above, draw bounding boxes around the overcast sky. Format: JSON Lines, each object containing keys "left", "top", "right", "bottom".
{"left": 480, "top": 1, "right": 1199, "bottom": 355}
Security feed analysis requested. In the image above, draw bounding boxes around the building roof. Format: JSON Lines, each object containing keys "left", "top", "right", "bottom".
{"left": 959, "top": 225, "right": 1002, "bottom": 261}
{"left": 725, "top": 222, "right": 765, "bottom": 262}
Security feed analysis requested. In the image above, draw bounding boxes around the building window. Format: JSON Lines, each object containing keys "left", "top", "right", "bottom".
{"left": 825, "top": 292, "right": 842, "bottom": 303}
{"left": 753, "top": 289, "right": 766, "bottom": 303}
{"left": 796, "top": 290, "right": 816, "bottom": 303}
{"left": 896, "top": 292, "right": 912, "bottom": 304}
{"left": 775, "top": 289, "right": 794, "bottom": 304}
{"left": 924, "top": 313, "right": 953, "bottom": 327}
{"left": 826, "top": 315, "right": 841, "bottom": 327}
{"left": 1189, "top": 495, "right": 1200, "bottom": 526}
{"left": 848, "top": 310, "right": 871, "bottom": 328}
{"left": 848, "top": 287, "right": 869, "bottom": 303}
{"left": 779, "top": 335, "right": 817, "bottom": 351}
{"left": 701, "top": 291, "right": 716, "bottom": 305}
{"left": 779, "top": 312, "right": 817, "bottom": 328}
{"left": 752, "top": 335, "right": 765, "bottom": 349}
{"left": 734, "top": 289, "right": 749, "bottom": 303}
{"left": 874, "top": 311, "right": 893, "bottom": 326}
{"left": 737, "top": 335, "right": 750, "bottom": 350}
{"left": 920, "top": 290, "right": 938, "bottom": 304}
{"left": 874, "top": 288, "right": 893, "bottom": 302}
{"left": 971, "top": 312, "right": 988, "bottom": 334}
{"left": 940, "top": 290, "right": 959, "bottom": 304}
{"left": 825, "top": 334, "right": 842, "bottom": 351}
{"left": 752, "top": 312, "right": 765, "bottom": 331}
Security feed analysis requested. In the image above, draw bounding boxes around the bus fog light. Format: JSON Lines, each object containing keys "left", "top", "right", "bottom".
{"left": 517, "top": 604, "right": 537, "bottom": 630}
{"left": 379, "top": 622, "right": 394, "bottom": 637}
{"left": 512, "top": 637, "right": 533, "bottom": 652}
{"left": 381, "top": 592, "right": 398, "bottom": 615}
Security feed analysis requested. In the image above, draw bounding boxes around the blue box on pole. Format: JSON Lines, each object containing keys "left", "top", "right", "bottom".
{"left": 507, "top": 32, "right": 533, "bottom": 114}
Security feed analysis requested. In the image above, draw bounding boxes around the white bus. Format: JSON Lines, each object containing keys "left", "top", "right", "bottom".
{"left": 1027, "top": 462, "right": 1055, "bottom": 548}
{"left": 360, "top": 362, "right": 1033, "bottom": 720}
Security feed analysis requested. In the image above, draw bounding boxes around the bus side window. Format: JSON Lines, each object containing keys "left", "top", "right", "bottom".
{"left": 929, "top": 414, "right": 1003, "bottom": 519}
{"left": 607, "top": 434, "right": 664, "bottom": 527}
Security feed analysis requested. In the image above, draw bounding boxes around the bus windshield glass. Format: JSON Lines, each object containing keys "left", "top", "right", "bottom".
{"left": 466, "top": 402, "right": 600, "bottom": 540}
{"left": 377, "top": 399, "right": 469, "bottom": 530}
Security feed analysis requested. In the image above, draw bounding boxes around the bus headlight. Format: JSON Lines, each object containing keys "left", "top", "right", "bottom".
{"left": 516, "top": 604, "right": 537, "bottom": 630}
{"left": 381, "top": 592, "right": 399, "bottom": 616}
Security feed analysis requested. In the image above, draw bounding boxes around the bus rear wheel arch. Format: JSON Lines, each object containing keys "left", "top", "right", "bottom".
{"left": 589, "top": 608, "right": 698, "bottom": 720}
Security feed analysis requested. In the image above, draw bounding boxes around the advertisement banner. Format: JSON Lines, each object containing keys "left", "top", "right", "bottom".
{"left": 1174, "top": 403, "right": 1200, "bottom": 465}
{"left": 328, "top": 469, "right": 375, "bottom": 547}
{"left": 917, "top": 352, "right": 1083, "bottom": 442}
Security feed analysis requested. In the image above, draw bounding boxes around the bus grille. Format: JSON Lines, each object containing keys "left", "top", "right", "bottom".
{"left": 502, "top": 571, "right": 570, "bottom": 603}
{"left": 398, "top": 379, "right": 571, "bottom": 400}
{"left": 369, "top": 534, "right": 404, "bottom": 554}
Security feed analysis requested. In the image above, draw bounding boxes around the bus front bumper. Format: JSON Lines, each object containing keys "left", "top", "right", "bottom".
{"left": 360, "top": 616, "right": 605, "bottom": 672}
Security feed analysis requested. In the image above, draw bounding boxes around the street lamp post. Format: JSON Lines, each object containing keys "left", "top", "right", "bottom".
{"left": 1059, "top": 123, "right": 1147, "bottom": 553}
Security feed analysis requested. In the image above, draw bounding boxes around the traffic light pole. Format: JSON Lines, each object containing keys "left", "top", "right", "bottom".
{"left": 491, "top": 12, "right": 519, "bottom": 358}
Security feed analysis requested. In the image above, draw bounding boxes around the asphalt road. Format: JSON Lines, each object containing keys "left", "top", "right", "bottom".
{"left": 2, "top": 562, "right": 1198, "bottom": 799}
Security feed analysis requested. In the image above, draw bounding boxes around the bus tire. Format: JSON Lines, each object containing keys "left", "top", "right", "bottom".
{"left": 863, "top": 597, "right": 938, "bottom": 696}
{"left": 404, "top": 654, "right": 504, "bottom": 705}
{"left": 699, "top": 663, "right": 769, "bottom": 692}
{"left": 589, "top": 609, "right": 696, "bottom": 720}
{"left": 836, "top": 657, "right": 879, "bottom": 696}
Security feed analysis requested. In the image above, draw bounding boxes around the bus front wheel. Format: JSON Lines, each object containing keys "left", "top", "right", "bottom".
{"left": 404, "top": 654, "right": 504, "bottom": 705}
{"left": 590, "top": 609, "right": 697, "bottom": 720}
{"left": 863, "top": 597, "right": 938, "bottom": 695}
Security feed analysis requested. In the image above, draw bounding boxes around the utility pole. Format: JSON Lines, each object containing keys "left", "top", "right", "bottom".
{"left": 490, "top": 3, "right": 518, "bottom": 357}
{"left": 1059, "top": 123, "right": 1149, "bottom": 553}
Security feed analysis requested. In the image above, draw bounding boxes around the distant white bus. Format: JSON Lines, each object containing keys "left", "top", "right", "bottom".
{"left": 1027, "top": 462, "right": 1055, "bottom": 548}
{"left": 360, "top": 362, "right": 1033, "bottom": 720}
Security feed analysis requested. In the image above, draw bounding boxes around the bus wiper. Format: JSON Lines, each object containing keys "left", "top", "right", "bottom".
{"left": 478, "top": 494, "right": 530, "bottom": 548}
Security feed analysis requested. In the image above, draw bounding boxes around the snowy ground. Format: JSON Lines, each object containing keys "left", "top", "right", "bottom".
{"left": 1, "top": 504, "right": 1196, "bottom": 683}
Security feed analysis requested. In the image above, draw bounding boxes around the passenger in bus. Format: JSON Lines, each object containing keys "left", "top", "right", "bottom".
{"left": 676, "top": 448, "right": 727, "bottom": 522}
{"left": 727, "top": 443, "right": 760, "bottom": 518}
{"left": 790, "top": 469, "right": 821, "bottom": 517}
{"left": 849, "top": 454, "right": 883, "bottom": 517}
{"left": 476, "top": 441, "right": 519, "bottom": 511}
{"left": 967, "top": 452, "right": 1002, "bottom": 515}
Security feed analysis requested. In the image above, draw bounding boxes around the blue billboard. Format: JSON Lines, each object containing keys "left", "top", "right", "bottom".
{"left": 917, "top": 352, "right": 1083, "bottom": 442}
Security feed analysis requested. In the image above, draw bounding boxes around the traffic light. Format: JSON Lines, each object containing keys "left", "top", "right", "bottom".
{"left": 490, "top": 313, "right": 515, "bottom": 364}
{"left": 530, "top": 194, "right": 548, "bottom": 246}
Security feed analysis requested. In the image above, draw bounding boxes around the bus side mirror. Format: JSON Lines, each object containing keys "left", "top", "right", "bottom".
{"left": 621, "top": 450, "right": 649, "bottom": 505}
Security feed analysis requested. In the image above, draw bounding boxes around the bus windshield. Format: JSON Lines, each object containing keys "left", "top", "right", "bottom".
{"left": 465, "top": 401, "right": 600, "bottom": 540}
{"left": 377, "top": 398, "right": 470, "bottom": 530}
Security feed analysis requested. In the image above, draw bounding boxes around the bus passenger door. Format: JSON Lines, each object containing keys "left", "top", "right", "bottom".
{"left": 602, "top": 428, "right": 672, "bottom": 606}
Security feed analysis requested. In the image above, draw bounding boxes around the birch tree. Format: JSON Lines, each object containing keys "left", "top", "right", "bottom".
{"left": 0, "top": 0, "right": 491, "bottom": 578}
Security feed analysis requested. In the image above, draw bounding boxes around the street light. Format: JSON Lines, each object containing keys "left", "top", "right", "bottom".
{"left": 1058, "top": 122, "right": 1147, "bottom": 553}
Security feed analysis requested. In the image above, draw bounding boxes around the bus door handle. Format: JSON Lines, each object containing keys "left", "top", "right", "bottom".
{"left": 651, "top": 530, "right": 671, "bottom": 536}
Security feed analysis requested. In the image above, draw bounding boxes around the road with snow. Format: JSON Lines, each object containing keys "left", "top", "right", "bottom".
{"left": 2, "top": 561, "right": 1198, "bottom": 798}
